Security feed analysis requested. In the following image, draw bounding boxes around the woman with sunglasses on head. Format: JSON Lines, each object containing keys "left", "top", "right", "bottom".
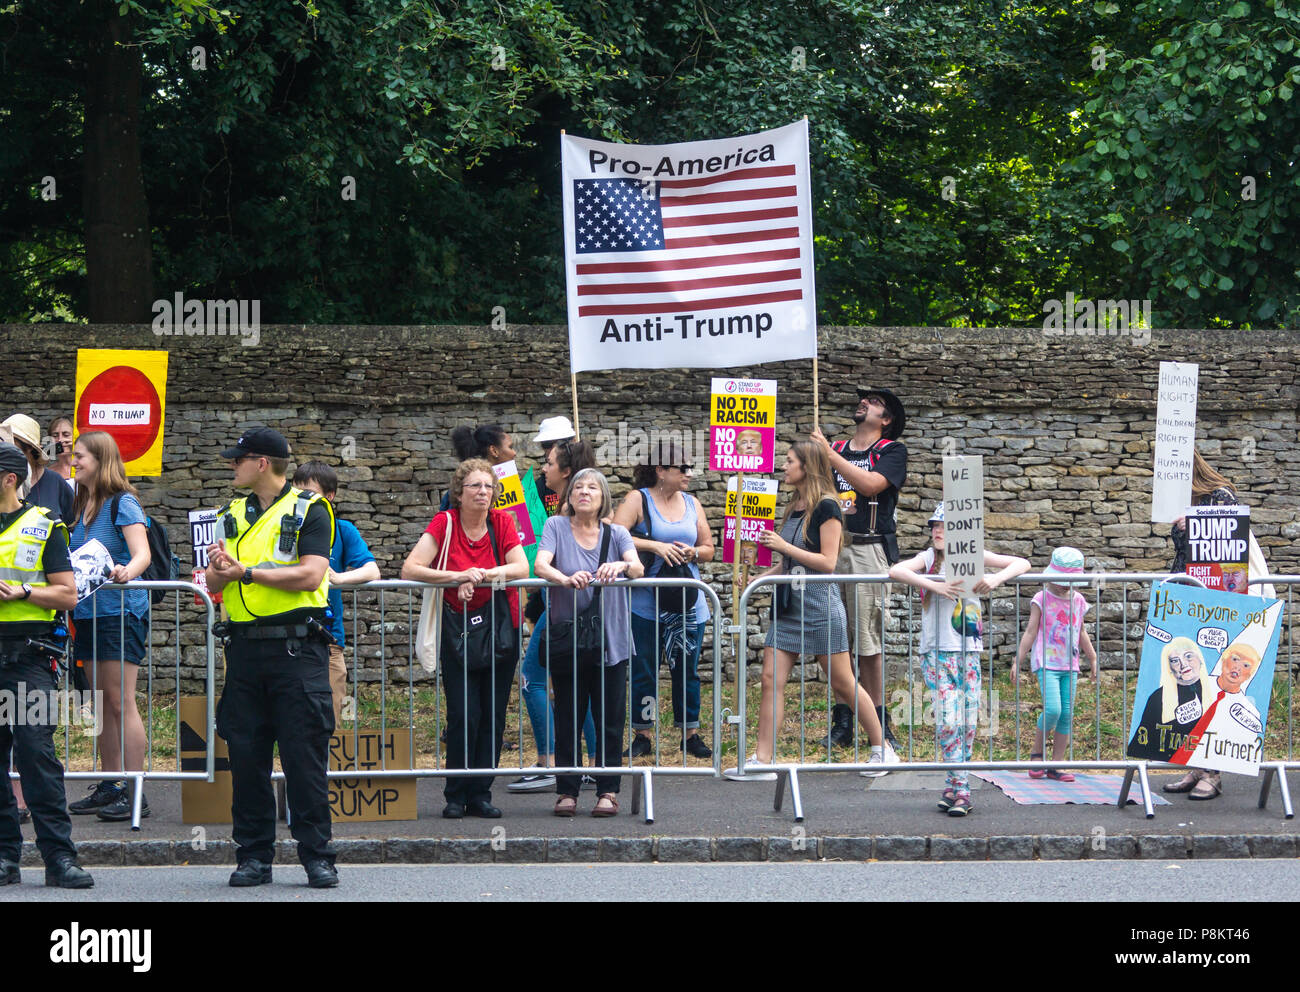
{"left": 613, "top": 443, "right": 715, "bottom": 761}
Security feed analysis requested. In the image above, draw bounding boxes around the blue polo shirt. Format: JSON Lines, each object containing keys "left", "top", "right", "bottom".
{"left": 329, "top": 517, "right": 376, "bottom": 648}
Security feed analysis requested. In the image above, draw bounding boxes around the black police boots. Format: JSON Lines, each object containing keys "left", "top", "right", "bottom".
{"left": 229, "top": 859, "right": 273, "bottom": 887}
{"left": 45, "top": 857, "right": 94, "bottom": 888}
{"left": 304, "top": 859, "right": 338, "bottom": 888}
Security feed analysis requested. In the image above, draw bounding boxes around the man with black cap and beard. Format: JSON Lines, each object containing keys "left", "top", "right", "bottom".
{"left": 811, "top": 387, "right": 908, "bottom": 764}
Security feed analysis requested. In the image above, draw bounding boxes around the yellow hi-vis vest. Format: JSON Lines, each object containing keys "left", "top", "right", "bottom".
{"left": 217, "top": 487, "right": 334, "bottom": 624}
{"left": 0, "top": 504, "right": 65, "bottom": 626}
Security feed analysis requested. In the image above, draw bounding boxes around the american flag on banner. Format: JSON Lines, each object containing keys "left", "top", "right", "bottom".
{"left": 561, "top": 120, "right": 817, "bottom": 373}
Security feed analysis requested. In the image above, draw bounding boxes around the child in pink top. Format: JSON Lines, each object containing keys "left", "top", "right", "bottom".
{"left": 1014, "top": 547, "right": 1098, "bottom": 781}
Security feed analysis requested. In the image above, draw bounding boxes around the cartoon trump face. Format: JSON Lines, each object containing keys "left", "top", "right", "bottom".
{"left": 1221, "top": 567, "right": 1249, "bottom": 595}
{"left": 1216, "top": 643, "right": 1260, "bottom": 694}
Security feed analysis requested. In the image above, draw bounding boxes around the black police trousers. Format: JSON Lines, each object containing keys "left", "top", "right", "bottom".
{"left": 0, "top": 650, "right": 76, "bottom": 865}
{"left": 217, "top": 636, "right": 335, "bottom": 866}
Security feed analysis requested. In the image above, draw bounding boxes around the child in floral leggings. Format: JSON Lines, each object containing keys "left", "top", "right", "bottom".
{"left": 890, "top": 504, "right": 1029, "bottom": 815}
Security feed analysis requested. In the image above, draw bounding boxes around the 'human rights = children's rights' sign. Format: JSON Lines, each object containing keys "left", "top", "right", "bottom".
{"left": 942, "top": 456, "right": 985, "bottom": 594}
{"left": 1151, "top": 361, "right": 1198, "bottom": 523}
{"left": 709, "top": 378, "right": 776, "bottom": 474}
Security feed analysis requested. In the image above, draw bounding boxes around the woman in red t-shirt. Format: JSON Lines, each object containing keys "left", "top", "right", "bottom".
{"left": 402, "top": 458, "right": 528, "bottom": 819}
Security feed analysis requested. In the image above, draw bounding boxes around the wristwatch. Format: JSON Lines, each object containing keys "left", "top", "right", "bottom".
{"left": 20, "top": 583, "right": 32, "bottom": 600}
{"left": 240, "top": 567, "right": 256, "bottom": 586}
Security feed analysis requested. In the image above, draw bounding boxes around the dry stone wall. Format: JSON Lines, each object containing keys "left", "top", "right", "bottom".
{"left": 4, "top": 323, "right": 1296, "bottom": 691}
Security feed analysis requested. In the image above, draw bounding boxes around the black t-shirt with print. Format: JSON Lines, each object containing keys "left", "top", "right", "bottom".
{"left": 831, "top": 438, "right": 908, "bottom": 536}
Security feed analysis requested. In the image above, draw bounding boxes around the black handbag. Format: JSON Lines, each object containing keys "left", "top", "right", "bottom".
{"left": 441, "top": 518, "right": 519, "bottom": 671}
{"left": 633, "top": 489, "right": 692, "bottom": 615}
{"left": 546, "top": 525, "right": 612, "bottom": 665}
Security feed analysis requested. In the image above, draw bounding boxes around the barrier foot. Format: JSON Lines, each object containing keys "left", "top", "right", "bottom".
{"left": 1277, "top": 765, "right": 1294, "bottom": 820}
{"left": 773, "top": 769, "right": 787, "bottom": 812}
{"left": 1258, "top": 766, "right": 1275, "bottom": 811}
{"left": 1136, "top": 764, "right": 1155, "bottom": 819}
{"left": 130, "top": 775, "right": 144, "bottom": 831}
{"left": 779, "top": 768, "right": 804, "bottom": 823}
{"left": 640, "top": 769, "right": 654, "bottom": 825}
{"left": 1117, "top": 767, "right": 1135, "bottom": 808}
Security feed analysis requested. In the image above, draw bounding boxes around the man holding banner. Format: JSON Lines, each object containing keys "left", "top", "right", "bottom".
{"left": 812, "top": 387, "right": 908, "bottom": 755}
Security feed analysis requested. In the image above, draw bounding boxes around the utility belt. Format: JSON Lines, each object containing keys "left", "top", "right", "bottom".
{"left": 0, "top": 634, "right": 62, "bottom": 671}
{"left": 213, "top": 614, "right": 333, "bottom": 655}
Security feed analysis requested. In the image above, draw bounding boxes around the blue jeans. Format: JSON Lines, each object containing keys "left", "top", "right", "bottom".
{"left": 630, "top": 614, "right": 705, "bottom": 732}
{"left": 520, "top": 611, "right": 596, "bottom": 759}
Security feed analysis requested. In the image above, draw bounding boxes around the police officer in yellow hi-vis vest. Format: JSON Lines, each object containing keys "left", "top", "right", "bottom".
{"left": 0, "top": 443, "right": 92, "bottom": 888}
{"left": 204, "top": 428, "right": 338, "bottom": 889}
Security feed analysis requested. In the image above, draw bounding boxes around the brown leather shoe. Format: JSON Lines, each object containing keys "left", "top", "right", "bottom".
{"left": 1162, "top": 769, "right": 1202, "bottom": 793}
{"left": 1189, "top": 773, "right": 1221, "bottom": 800}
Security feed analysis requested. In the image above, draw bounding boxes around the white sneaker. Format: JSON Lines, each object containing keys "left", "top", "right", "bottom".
{"left": 883, "top": 740, "right": 901, "bottom": 764}
{"left": 723, "top": 755, "right": 778, "bottom": 782}
{"left": 860, "top": 749, "right": 889, "bottom": 778}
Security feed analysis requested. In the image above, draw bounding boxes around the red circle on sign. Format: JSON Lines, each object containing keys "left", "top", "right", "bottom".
{"left": 76, "top": 367, "right": 162, "bottom": 463}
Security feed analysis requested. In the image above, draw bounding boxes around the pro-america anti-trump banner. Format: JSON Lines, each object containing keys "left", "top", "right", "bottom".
{"left": 561, "top": 120, "right": 817, "bottom": 373}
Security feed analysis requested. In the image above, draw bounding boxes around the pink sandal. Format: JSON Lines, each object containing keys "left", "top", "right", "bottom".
{"left": 1045, "top": 769, "right": 1075, "bottom": 783}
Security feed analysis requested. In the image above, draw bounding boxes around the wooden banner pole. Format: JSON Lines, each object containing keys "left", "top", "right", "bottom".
{"left": 571, "top": 371, "right": 580, "bottom": 441}
{"left": 812, "top": 354, "right": 820, "bottom": 433}
{"left": 732, "top": 469, "right": 746, "bottom": 633}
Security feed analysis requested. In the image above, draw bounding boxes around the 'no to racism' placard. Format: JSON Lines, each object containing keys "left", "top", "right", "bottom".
{"left": 722, "top": 476, "right": 778, "bottom": 566}
{"left": 709, "top": 377, "right": 776, "bottom": 473}
{"left": 561, "top": 120, "right": 817, "bottom": 373}
{"left": 492, "top": 460, "right": 535, "bottom": 548}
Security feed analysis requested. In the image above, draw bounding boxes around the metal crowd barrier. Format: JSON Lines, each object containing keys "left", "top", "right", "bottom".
{"left": 291, "top": 577, "right": 725, "bottom": 823}
{"left": 5, "top": 580, "right": 218, "bottom": 831}
{"left": 731, "top": 570, "right": 1297, "bottom": 822}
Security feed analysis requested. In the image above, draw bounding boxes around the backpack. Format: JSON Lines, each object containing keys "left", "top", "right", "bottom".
{"left": 110, "top": 493, "right": 181, "bottom": 604}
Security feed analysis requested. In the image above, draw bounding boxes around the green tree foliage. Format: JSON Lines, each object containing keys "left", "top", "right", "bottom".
{"left": 1078, "top": 0, "right": 1300, "bottom": 327}
{"left": 0, "top": 0, "right": 1294, "bottom": 327}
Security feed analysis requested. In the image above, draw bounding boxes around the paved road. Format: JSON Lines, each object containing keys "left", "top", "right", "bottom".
{"left": 6, "top": 860, "right": 1299, "bottom": 901}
